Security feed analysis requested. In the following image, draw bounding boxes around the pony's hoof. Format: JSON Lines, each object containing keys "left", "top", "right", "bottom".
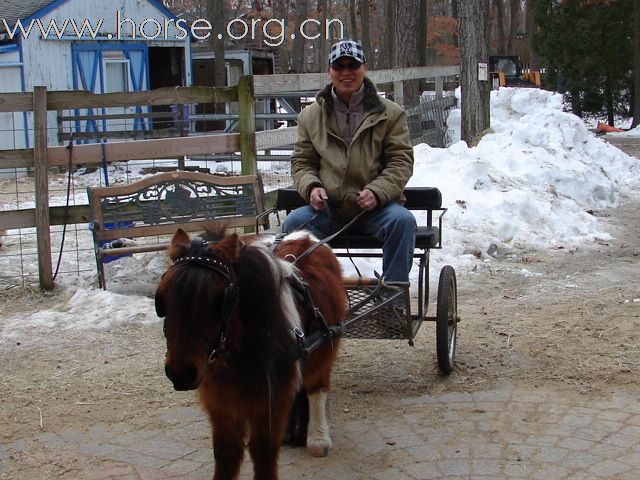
{"left": 307, "top": 438, "right": 331, "bottom": 457}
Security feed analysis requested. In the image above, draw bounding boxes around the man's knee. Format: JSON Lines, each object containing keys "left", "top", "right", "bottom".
{"left": 392, "top": 206, "right": 417, "bottom": 231}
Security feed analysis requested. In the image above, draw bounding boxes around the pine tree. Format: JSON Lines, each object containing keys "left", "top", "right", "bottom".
{"left": 532, "top": 0, "right": 633, "bottom": 125}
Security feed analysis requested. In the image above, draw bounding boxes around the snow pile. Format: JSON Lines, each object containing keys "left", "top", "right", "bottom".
{"left": 406, "top": 87, "right": 639, "bottom": 261}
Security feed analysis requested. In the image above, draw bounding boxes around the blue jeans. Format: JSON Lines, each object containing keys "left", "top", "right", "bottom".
{"left": 282, "top": 202, "right": 417, "bottom": 282}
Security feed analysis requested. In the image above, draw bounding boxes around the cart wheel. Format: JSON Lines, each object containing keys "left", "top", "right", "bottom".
{"left": 285, "top": 390, "right": 309, "bottom": 446}
{"left": 436, "top": 265, "right": 457, "bottom": 375}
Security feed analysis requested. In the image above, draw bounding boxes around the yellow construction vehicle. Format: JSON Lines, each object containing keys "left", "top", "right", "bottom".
{"left": 489, "top": 55, "right": 541, "bottom": 88}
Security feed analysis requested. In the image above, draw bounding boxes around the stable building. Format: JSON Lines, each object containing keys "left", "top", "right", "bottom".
{"left": 0, "top": 0, "right": 192, "bottom": 150}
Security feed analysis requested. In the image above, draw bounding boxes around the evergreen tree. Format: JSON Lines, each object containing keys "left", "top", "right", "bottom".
{"left": 532, "top": 0, "right": 633, "bottom": 125}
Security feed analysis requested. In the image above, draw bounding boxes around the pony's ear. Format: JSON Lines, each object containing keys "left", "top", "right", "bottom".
{"left": 211, "top": 233, "right": 241, "bottom": 263}
{"left": 169, "top": 228, "right": 191, "bottom": 261}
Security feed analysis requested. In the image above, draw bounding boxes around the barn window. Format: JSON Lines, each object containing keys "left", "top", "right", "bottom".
{"left": 104, "top": 58, "right": 130, "bottom": 93}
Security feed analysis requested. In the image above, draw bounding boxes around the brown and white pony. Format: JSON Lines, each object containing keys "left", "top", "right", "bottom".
{"left": 155, "top": 228, "right": 346, "bottom": 480}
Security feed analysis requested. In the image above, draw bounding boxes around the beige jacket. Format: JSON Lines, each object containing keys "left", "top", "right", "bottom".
{"left": 291, "top": 77, "right": 414, "bottom": 221}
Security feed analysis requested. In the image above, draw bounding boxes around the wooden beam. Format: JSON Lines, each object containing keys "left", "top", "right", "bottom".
{"left": 47, "top": 86, "right": 238, "bottom": 110}
{"left": 0, "top": 92, "right": 33, "bottom": 113}
{"left": 33, "top": 86, "right": 53, "bottom": 290}
{"left": 255, "top": 127, "right": 297, "bottom": 150}
{"left": 369, "top": 66, "right": 460, "bottom": 84}
{"left": 0, "top": 205, "right": 90, "bottom": 230}
{"left": 47, "top": 134, "right": 241, "bottom": 166}
{"left": 253, "top": 73, "right": 328, "bottom": 96}
{"left": 0, "top": 149, "right": 34, "bottom": 169}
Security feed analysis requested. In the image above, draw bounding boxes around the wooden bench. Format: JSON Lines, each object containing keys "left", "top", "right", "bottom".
{"left": 87, "top": 172, "right": 268, "bottom": 289}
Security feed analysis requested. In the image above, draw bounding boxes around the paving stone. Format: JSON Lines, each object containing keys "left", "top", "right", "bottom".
{"left": 588, "top": 458, "right": 633, "bottom": 477}
{"left": 159, "top": 458, "right": 202, "bottom": 476}
{"left": 403, "top": 461, "right": 442, "bottom": 479}
{"left": 372, "top": 467, "right": 414, "bottom": 480}
{"left": 558, "top": 436, "right": 596, "bottom": 452}
{"left": 470, "top": 458, "right": 502, "bottom": 476}
{"left": 528, "top": 464, "right": 570, "bottom": 480}
{"left": 437, "top": 458, "right": 471, "bottom": 476}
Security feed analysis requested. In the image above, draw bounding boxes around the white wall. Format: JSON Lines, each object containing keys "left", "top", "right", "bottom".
{"left": 0, "top": 49, "right": 27, "bottom": 154}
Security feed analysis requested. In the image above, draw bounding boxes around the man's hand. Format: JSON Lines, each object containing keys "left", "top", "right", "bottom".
{"left": 310, "top": 186, "right": 328, "bottom": 212}
{"left": 357, "top": 189, "right": 378, "bottom": 211}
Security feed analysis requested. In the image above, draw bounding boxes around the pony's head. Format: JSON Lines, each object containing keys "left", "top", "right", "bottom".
{"left": 156, "top": 228, "right": 241, "bottom": 391}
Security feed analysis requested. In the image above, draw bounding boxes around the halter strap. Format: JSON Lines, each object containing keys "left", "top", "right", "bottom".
{"left": 171, "top": 254, "right": 236, "bottom": 364}
{"left": 172, "top": 255, "right": 231, "bottom": 282}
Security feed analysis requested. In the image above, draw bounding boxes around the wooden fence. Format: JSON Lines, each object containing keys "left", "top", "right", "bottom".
{"left": 0, "top": 65, "right": 459, "bottom": 290}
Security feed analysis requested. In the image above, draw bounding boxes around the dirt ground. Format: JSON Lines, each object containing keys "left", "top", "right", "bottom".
{"left": 1, "top": 187, "right": 639, "bottom": 478}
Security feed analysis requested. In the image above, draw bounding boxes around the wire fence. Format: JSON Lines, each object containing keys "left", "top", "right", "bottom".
{"left": 406, "top": 94, "right": 457, "bottom": 148}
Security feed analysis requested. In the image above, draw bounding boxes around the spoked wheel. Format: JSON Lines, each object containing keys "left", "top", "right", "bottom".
{"left": 284, "top": 390, "right": 308, "bottom": 446}
{"left": 436, "top": 265, "right": 458, "bottom": 375}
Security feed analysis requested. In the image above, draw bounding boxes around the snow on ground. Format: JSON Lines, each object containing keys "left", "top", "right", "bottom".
{"left": 1, "top": 87, "right": 639, "bottom": 340}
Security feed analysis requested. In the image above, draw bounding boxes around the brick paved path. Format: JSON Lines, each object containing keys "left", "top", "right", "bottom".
{"left": 2, "top": 384, "right": 639, "bottom": 479}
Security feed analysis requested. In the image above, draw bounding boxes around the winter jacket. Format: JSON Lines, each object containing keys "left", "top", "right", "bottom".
{"left": 291, "top": 77, "right": 414, "bottom": 221}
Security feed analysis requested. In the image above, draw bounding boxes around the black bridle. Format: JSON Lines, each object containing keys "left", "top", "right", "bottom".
{"left": 165, "top": 253, "right": 239, "bottom": 364}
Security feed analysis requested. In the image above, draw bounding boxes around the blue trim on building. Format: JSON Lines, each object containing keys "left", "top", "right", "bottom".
{"left": 17, "top": 37, "right": 29, "bottom": 149}
{"left": 0, "top": 44, "right": 19, "bottom": 54}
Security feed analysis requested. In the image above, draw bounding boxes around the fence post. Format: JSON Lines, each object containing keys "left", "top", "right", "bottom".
{"left": 393, "top": 80, "right": 404, "bottom": 107}
{"left": 435, "top": 76, "right": 444, "bottom": 99}
{"left": 238, "top": 75, "right": 257, "bottom": 176}
{"left": 33, "top": 86, "right": 54, "bottom": 290}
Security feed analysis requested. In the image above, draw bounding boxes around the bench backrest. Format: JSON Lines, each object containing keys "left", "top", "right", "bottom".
{"left": 88, "top": 172, "right": 266, "bottom": 242}
{"left": 273, "top": 187, "right": 442, "bottom": 212}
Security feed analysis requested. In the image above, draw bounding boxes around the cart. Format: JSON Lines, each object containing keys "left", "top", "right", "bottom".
{"left": 272, "top": 187, "right": 459, "bottom": 375}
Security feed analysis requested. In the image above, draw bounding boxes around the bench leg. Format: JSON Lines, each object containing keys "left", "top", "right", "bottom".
{"left": 95, "top": 251, "right": 106, "bottom": 290}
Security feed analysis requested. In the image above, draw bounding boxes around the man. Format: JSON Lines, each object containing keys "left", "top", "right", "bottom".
{"left": 283, "top": 40, "right": 416, "bottom": 282}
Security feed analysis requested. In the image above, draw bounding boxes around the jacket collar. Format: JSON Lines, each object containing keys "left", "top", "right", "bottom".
{"left": 317, "top": 77, "right": 384, "bottom": 115}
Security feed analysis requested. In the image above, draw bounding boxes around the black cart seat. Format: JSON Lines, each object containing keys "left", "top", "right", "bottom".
{"left": 273, "top": 187, "right": 443, "bottom": 250}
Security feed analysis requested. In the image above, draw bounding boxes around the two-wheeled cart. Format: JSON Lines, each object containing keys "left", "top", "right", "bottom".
{"left": 272, "top": 187, "right": 459, "bottom": 375}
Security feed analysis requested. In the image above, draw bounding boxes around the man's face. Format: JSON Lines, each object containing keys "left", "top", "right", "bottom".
{"left": 328, "top": 58, "right": 368, "bottom": 99}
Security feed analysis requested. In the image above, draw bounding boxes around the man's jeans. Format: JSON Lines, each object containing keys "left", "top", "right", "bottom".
{"left": 282, "top": 202, "right": 417, "bottom": 282}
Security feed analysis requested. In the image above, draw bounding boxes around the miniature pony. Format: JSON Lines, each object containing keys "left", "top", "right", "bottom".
{"left": 156, "top": 228, "right": 346, "bottom": 480}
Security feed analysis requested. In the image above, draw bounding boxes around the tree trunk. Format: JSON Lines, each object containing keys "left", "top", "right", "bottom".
{"left": 493, "top": 0, "right": 507, "bottom": 54}
{"left": 396, "top": 0, "right": 421, "bottom": 106}
{"left": 526, "top": 0, "right": 540, "bottom": 70}
{"left": 361, "top": 1, "right": 372, "bottom": 65}
{"left": 458, "top": 0, "right": 491, "bottom": 144}
{"left": 292, "top": 0, "right": 309, "bottom": 72}
{"left": 508, "top": 0, "right": 520, "bottom": 54}
{"left": 207, "top": 0, "right": 226, "bottom": 87}
{"left": 384, "top": 0, "right": 396, "bottom": 68}
{"left": 633, "top": 0, "right": 640, "bottom": 128}
{"left": 349, "top": 0, "right": 358, "bottom": 40}
{"left": 317, "top": 0, "right": 329, "bottom": 68}
{"left": 418, "top": 0, "right": 428, "bottom": 67}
